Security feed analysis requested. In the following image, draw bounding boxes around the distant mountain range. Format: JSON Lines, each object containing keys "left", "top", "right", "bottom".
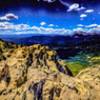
{"left": 0, "top": 34, "right": 100, "bottom": 47}
{"left": 0, "top": 34, "right": 100, "bottom": 59}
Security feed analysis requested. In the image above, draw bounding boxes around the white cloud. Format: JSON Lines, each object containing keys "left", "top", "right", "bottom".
{"left": 0, "top": 21, "right": 73, "bottom": 35}
{"left": 5, "top": 13, "right": 18, "bottom": 19}
{"left": 0, "top": 16, "right": 8, "bottom": 21}
{"left": 80, "top": 14, "right": 87, "bottom": 18}
{"left": 77, "top": 23, "right": 100, "bottom": 29}
{"left": 0, "top": 21, "right": 100, "bottom": 36}
{"left": 77, "top": 24, "right": 84, "bottom": 27}
{"left": 87, "top": 27, "right": 100, "bottom": 35}
{"left": 31, "top": 27, "right": 72, "bottom": 35}
{"left": 59, "top": 0, "right": 69, "bottom": 7}
{"left": 0, "top": 13, "right": 18, "bottom": 21}
{"left": 37, "top": 0, "right": 56, "bottom": 3}
{"left": 67, "top": 3, "right": 79, "bottom": 12}
{"left": 77, "top": 24, "right": 100, "bottom": 29}
{"left": 77, "top": 7, "right": 86, "bottom": 11}
{"left": 73, "top": 27, "right": 85, "bottom": 32}
{"left": 40, "top": 22, "right": 46, "bottom": 26}
{"left": 85, "top": 9, "right": 94, "bottom": 13}
{"left": 0, "top": 22, "right": 32, "bottom": 31}
{"left": 86, "top": 24, "right": 98, "bottom": 28}
{"left": 48, "top": 24, "right": 54, "bottom": 27}
{"left": 43, "top": 0, "right": 56, "bottom": 3}
{"left": 33, "top": 0, "right": 86, "bottom": 12}
{"left": 76, "top": 24, "right": 100, "bottom": 35}
{"left": 67, "top": 3, "right": 85, "bottom": 12}
{"left": 58, "top": 1, "right": 85, "bottom": 12}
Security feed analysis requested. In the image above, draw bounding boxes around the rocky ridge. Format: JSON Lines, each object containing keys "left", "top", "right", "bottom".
{"left": 0, "top": 40, "right": 100, "bottom": 100}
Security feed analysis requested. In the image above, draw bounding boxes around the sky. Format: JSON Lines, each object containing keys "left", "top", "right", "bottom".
{"left": 0, "top": 0, "right": 100, "bottom": 36}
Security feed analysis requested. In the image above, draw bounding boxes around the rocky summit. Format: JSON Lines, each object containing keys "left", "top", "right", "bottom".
{"left": 0, "top": 40, "right": 100, "bottom": 100}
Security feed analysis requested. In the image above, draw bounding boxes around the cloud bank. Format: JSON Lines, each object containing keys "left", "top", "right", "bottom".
{"left": 0, "top": 21, "right": 100, "bottom": 36}
{"left": 0, "top": 12, "right": 100, "bottom": 36}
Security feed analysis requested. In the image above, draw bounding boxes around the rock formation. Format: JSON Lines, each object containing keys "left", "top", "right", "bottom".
{"left": 0, "top": 40, "right": 100, "bottom": 100}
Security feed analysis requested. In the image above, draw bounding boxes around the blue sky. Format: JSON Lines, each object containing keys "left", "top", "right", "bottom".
{"left": 6, "top": 6, "right": 100, "bottom": 28}
{"left": 0, "top": 0, "right": 100, "bottom": 36}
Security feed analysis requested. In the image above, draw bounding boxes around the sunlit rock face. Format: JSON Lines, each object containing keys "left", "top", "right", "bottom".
{"left": 0, "top": 40, "right": 100, "bottom": 100}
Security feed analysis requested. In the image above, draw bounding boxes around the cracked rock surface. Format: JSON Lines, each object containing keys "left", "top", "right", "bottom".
{"left": 0, "top": 40, "right": 100, "bottom": 100}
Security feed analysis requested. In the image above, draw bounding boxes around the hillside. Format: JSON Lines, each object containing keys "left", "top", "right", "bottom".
{"left": 0, "top": 40, "right": 100, "bottom": 100}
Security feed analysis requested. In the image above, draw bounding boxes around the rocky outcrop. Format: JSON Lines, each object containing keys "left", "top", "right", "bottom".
{"left": 0, "top": 40, "right": 100, "bottom": 100}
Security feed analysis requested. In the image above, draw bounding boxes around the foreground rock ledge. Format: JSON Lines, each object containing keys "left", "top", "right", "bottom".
{"left": 0, "top": 40, "right": 100, "bottom": 100}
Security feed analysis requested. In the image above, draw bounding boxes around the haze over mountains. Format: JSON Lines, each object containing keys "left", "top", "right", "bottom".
{"left": 0, "top": 32, "right": 100, "bottom": 59}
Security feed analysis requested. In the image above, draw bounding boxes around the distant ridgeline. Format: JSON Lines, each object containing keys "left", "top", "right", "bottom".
{"left": 0, "top": 34, "right": 100, "bottom": 59}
